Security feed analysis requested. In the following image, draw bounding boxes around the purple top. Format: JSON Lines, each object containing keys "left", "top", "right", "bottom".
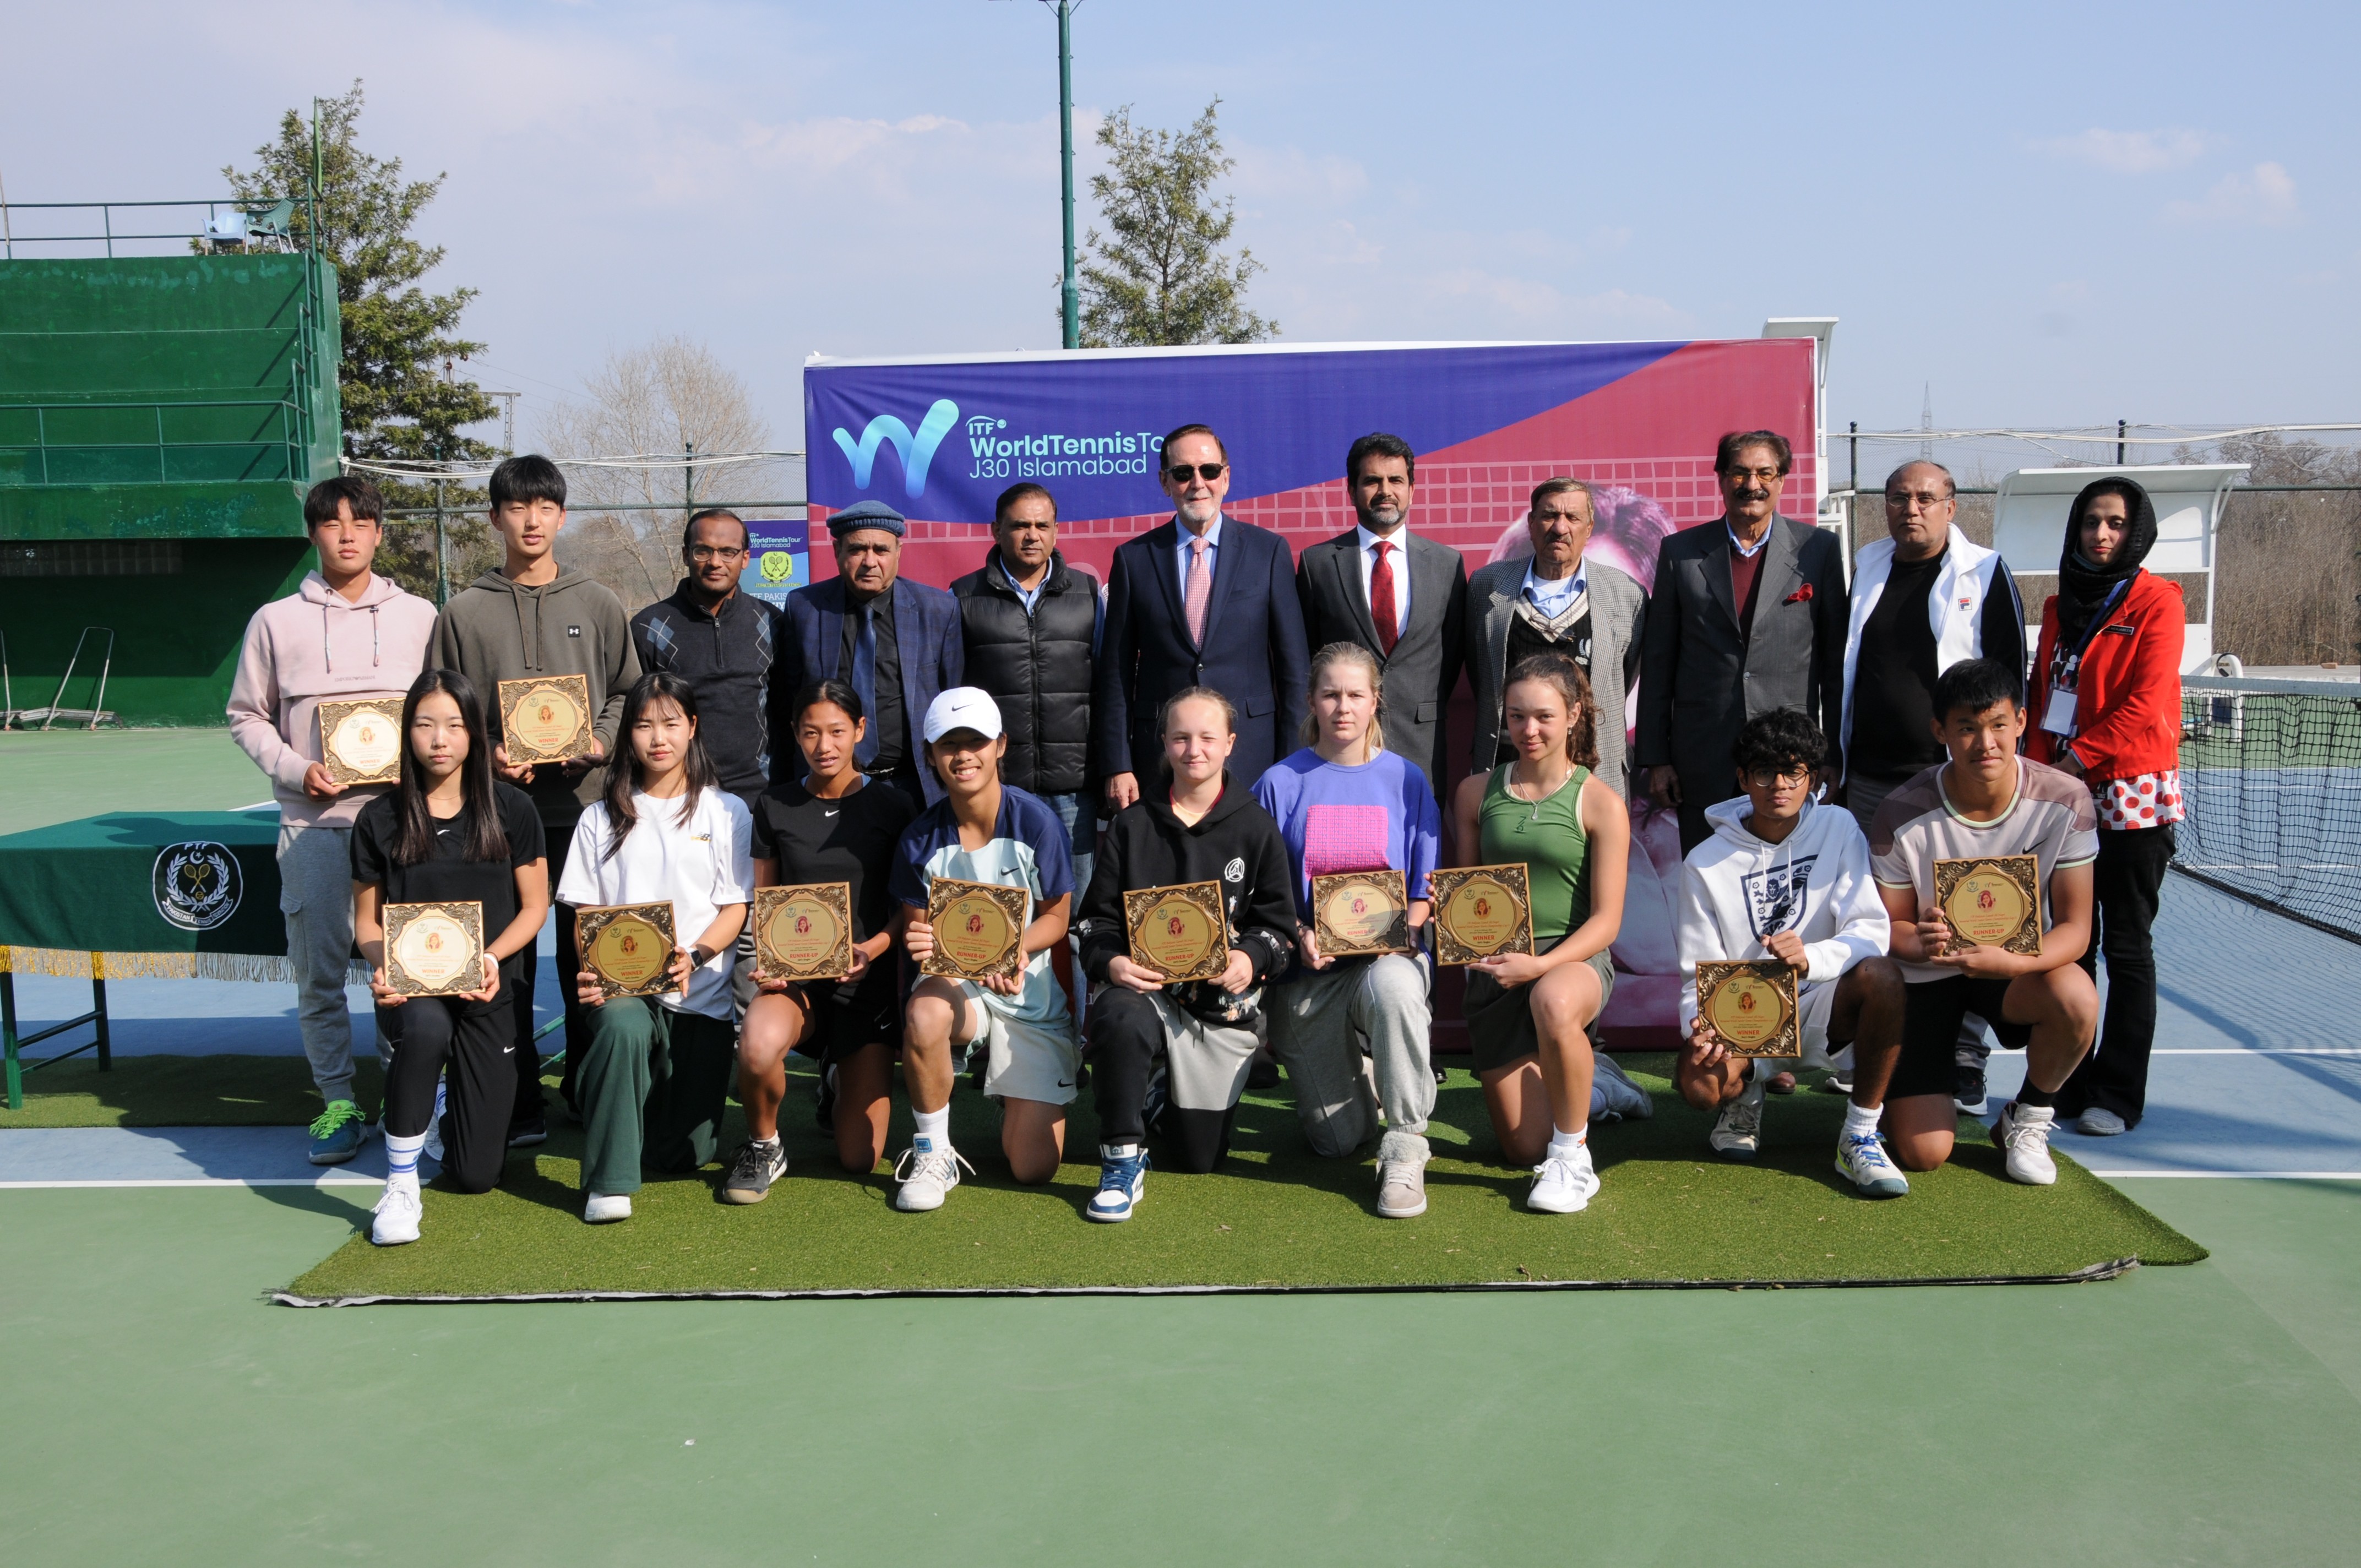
{"left": 1252, "top": 747, "right": 1441, "bottom": 921}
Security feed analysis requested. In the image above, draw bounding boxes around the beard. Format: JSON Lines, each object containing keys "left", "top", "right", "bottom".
{"left": 1356, "top": 500, "right": 1405, "bottom": 532}
{"left": 1175, "top": 494, "right": 1221, "bottom": 529}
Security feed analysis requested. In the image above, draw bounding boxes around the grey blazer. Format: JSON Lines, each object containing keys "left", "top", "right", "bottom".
{"left": 1465, "top": 556, "right": 1645, "bottom": 799}
{"left": 1296, "top": 527, "right": 1467, "bottom": 800}
{"left": 1633, "top": 514, "right": 1850, "bottom": 796}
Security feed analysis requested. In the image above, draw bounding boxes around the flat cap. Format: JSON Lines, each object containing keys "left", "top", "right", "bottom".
{"left": 828, "top": 499, "right": 907, "bottom": 538}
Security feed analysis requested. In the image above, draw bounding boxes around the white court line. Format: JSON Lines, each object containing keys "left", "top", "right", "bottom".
{"left": 2149, "top": 1048, "right": 2361, "bottom": 1056}
{"left": 0, "top": 1177, "right": 384, "bottom": 1190}
{"left": 2091, "top": 1170, "right": 2361, "bottom": 1180}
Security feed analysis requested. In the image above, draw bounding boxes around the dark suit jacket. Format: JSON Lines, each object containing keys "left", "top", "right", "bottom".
{"left": 1296, "top": 526, "right": 1465, "bottom": 799}
{"left": 1634, "top": 514, "right": 1849, "bottom": 800}
{"left": 777, "top": 574, "right": 965, "bottom": 802}
{"left": 1094, "top": 515, "right": 1310, "bottom": 789}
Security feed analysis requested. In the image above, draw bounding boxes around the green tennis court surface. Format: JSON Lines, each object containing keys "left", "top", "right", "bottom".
{"left": 282, "top": 1061, "right": 2200, "bottom": 1301}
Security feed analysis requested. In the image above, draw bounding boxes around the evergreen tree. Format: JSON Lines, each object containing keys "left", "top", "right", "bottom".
{"left": 1068, "top": 98, "right": 1277, "bottom": 348}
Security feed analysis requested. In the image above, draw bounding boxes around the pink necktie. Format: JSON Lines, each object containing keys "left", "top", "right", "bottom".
{"left": 1184, "top": 535, "right": 1212, "bottom": 646}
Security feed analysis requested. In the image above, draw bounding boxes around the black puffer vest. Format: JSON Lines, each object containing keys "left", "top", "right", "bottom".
{"left": 951, "top": 549, "right": 1099, "bottom": 796}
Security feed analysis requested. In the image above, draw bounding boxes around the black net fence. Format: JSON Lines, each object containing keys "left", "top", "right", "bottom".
{"left": 2177, "top": 676, "right": 2361, "bottom": 943}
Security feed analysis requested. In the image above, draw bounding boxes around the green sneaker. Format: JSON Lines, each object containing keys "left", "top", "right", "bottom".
{"left": 308, "top": 1099, "right": 373, "bottom": 1166}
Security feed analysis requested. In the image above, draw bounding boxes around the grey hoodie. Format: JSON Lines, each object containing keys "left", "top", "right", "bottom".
{"left": 430, "top": 567, "right": 643, "bottom": 821}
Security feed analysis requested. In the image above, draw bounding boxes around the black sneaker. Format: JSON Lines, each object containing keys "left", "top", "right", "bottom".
{"left": 1953, "top": 1065, "right": 1989, "bottom": 1117}
{"left": 506, "top": 1115, "right": 548, "bottom": 1148}
{"left": 722, "top": 1139, "right": 787, "bottom": 1204}
{"left": 814, "top": 1062, "right": 837, "bottom": 1133}
{"left": 1247, "top": 1052, "right": 1281, "bottom": 1091}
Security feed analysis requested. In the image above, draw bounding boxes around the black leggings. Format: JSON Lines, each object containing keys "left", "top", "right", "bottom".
{"left": 382, "top": 997, "right": 519, "bottom": 1194}
{"left": 1088, "top": 986, "right": 1241, "bottom": 1174}
{"left": 2058, "top": 824, "right": 2173, "bottom": 1126}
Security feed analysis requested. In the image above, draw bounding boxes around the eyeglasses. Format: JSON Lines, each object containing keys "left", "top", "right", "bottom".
{"left": 1743, "top": 766, "right": 1813, "bottom": 788}
{"left": 688, "top": 545, "right": 747, "bottom": 563}
{"left": 1165, "top": 462, "right": 1226, "bottom": 483}
{"left": 1722, "top": 466, "right": 1783, "bottom": 484}
{"left": 1885, "top": 490, "right": 1952, "bottom": 509}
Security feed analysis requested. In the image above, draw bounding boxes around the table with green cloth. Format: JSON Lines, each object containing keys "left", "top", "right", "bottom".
{"left": 0, "top": 809, "right": 295, "bottom": 1107}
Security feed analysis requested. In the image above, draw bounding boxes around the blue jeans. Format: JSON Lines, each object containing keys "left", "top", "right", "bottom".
{"left": 1041, "top": 790, "right": 1097, "bottom": 897}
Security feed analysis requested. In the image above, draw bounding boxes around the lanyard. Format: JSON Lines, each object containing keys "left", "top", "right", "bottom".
{"left": 2052, "top": 578, "right": 2134, "bottom": 689}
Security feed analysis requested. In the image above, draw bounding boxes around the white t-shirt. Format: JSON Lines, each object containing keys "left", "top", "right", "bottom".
{"left": 558, "top": 788, "right": 754, "bottom": 1019}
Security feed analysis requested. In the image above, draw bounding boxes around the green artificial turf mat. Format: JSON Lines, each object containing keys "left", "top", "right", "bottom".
{"left": 0, "top": 1054, "right": 383, "bottom": 1127}
{"left": 284, "top": 1056, "right": 2204, "bottom": 1300}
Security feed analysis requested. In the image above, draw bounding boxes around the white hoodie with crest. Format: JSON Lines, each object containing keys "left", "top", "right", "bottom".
{"left": 1677, "top": 795, "right": 1890, "bottom": 1032}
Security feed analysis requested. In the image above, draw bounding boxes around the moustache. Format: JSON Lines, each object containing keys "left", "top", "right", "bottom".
{"left": 1735, "top": 488, "right": 1771, "bottom": 503}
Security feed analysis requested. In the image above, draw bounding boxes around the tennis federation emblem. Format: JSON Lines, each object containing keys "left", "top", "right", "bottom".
{"left": 153, "top": 841, "right": 243, "bottom": 932}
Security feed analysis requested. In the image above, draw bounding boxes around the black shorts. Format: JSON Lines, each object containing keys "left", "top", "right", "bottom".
{"left": 784, "top": 967, "right": 900, "bottom": 1066}
{"left": 1462, "top": 947, "right": 1614, "bottom": 1074}
{"left": 1894, "top": 976, "right": 2033, "bottom": 1100}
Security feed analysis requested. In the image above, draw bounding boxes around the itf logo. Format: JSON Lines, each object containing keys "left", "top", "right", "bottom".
{"left": 833, "top": 398, "right": 960, "bottom": 498}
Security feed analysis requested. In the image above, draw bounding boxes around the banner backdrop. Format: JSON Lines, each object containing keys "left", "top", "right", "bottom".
{"left": 804, "top": 339, "right": 1821, "bottom": 1046}
{"left": 739, "top": 519, "right": 808, "bottom": 608}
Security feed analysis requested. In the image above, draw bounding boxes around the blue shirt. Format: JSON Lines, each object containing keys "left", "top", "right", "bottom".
{"left": 995, "top": 552, "right": 1045, "bottom": 614}
{"left": 890, "top": 783, "right": 1075, "bottom": 1023}
{"left": 1174, "top": 515, "right": 1223, "bottom": 600}
{"left": 1521, "top": 560, "right": 1588, "bottom": 618}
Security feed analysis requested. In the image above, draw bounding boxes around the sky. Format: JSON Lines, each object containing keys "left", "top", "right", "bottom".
{"left": 7, "top": 0, "right": 2357, "bottom": 469}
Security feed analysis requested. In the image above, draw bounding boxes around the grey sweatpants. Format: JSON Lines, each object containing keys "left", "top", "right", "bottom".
{"left": 278, "top": 819, "right": 379, "bottom": 1107}
{"left": 1268, "top": 953, "right": 1434, "bottom": 1165}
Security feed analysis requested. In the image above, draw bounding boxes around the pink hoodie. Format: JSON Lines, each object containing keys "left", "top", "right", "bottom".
{"left": 226, "top": 570, "right": 439, "bottom": 828}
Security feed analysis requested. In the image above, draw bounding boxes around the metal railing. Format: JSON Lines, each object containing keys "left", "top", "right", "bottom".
{"left": 0, "top": 197, "right": 314, "bottom": 260}
{"left": 0, "top": 399, "right": 318, "bottom": 487}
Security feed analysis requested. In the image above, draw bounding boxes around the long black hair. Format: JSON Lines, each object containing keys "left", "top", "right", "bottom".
{"left": 601, "top": 671, "right": 720, "bottom": 859}
{"left": 391, "top": 669, "right": 509, "bottom": 867}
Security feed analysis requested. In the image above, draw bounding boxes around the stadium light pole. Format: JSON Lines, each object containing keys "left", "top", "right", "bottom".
{"left": 1051, "top": 0, "right": 1079, "bottom": 349}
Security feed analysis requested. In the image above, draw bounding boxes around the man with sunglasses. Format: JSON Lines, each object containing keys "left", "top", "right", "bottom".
{"left": 630, "top": 507, "right": 784, "bottom": 816}
{"left": 1095, "top": 423, "right": 1310, "bottom": 806}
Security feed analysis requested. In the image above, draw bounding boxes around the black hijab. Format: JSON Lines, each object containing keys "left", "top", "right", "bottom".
{"left": 2056, "top": 477, "right": 2158, "bottom": 645}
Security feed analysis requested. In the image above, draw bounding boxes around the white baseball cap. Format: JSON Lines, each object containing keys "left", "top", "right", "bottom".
{"left": 922, "top": 686, "right": 1004, "bottom": 744}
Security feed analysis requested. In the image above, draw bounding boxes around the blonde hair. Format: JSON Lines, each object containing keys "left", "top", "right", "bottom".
{"left": 1301, "top": 641, "right": 1386, "bottom": 752}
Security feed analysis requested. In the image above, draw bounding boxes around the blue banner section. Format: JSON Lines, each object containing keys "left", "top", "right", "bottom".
{"left": 739, "top": 520, "right": 808, "bottom": 607}
{"left": 804, "top": 341, "right": 1688, "bottom": 522}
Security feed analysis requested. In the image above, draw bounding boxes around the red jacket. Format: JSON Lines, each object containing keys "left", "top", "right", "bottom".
{"left": 2025, "top": 570, "right": 2184, "bottom": 781}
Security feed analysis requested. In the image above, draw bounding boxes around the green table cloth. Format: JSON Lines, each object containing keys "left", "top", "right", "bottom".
{"left": 0, "top": 810, "right": 290, "bottom": 982}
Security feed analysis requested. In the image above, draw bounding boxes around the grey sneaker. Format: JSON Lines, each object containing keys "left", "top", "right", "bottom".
{"left": 721, "top": 1139, "right": 787, "bottom": 1204}
{"left": 1709, "top": 1077, "right": 1766, "bottom": 1160}
{"left": 1591, "top": 1051, "right": 1654, "bottom": 1122}
{"left": 2076, "top": 1107, "right": 2128, "bottom": 1136}
{"left": 1375, "top": 1157, "right": 1428, "bottom": 1218}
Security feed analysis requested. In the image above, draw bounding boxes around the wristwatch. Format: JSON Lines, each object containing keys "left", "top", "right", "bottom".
{"left": 688, "top": 944, "right": 715, "bottom": 968}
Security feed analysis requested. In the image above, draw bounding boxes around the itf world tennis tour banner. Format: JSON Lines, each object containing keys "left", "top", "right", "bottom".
{"left": 805, "top": 337, "right": 1823, "bottom": 1046}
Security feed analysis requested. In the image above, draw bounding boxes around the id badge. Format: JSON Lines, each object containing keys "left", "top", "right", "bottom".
{"left": 2041, "top": 685, "right": 2077, "bottom": 736}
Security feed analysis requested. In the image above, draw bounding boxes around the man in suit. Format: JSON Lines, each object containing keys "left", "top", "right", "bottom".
{"left": 1096, "top": 423, "right": 1312, "bottom": 807}
{"left": 1635, "top": 429, "right": 1848, "bottom": 852}
{"left": 778, "top": 498, "right": 965, "bottom": 807}
{"left": 1295, "top": 432, "right": 1466, "bottom": 801}
{"left": 1465, "top": 477, "right": 1646, "bottom": 797}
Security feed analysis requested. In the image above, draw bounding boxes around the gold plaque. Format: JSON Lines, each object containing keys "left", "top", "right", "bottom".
{"left": 1695, "top": 959, "right": 1800, "bottom": 1059}
{"left": 753, "top": 883, "right": 854, "bottom": 982}
{"left": 1122, "top": 880, "right": 1231, "bottom": 984}
{"left": 1310, "top": 869, "right": 1411, "bottom": 958}
{"left": 1429, "top": 863, "right": 1533, "bottom": 966}
{"left": 317, "top": 697, "right": 406, "bottom": 786}
{"left": 920, "top": 876, "right": 1029, "bottom": 983}
{"left": 1933, "top": 853, "right": 2043, "bottom": 956}
{"left": 498, "top": 673, "right": 595, "bottom": 765}
{"left": 384, "top": 900, "right": 486, "bottom": 998}
{"left": 578, "top": 901, "right": 679, "bottom": 999}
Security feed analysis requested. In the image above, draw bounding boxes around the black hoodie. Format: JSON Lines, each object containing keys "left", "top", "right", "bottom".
{"left": 1076, "top": 770, "right": 1297, "bottom": 1020}
{"left": 2057, "top": 477, "right": 2159, "bottom": 645}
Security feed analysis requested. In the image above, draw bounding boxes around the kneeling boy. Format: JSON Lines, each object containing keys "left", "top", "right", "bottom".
{"left": 1871, "top": 658, "right": 2100, "bottom": 1184}
{"left": 1678, "top": 709, "right": 1910, "bottom": 1196}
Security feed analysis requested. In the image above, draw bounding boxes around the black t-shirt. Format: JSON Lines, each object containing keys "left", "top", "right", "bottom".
{"left": 351, "top": 783, "right": 547, "bottom": 995}
{"left": 750, "top": 775, "right": 918, "bottom": 945}
{"left": 1851, "top": 549, "right": 1948, "bottom": 781}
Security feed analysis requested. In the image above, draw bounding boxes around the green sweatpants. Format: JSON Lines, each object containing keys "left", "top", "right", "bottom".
{"left": 576, "top": 998, "right": 737, "bottom": 1195}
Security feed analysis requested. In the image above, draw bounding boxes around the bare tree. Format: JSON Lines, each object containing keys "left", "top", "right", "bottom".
{"left": 540, "top": 337, "right": 780, "bottom": 609}
{"left": 2207, "top": 434, "right": 2361, "bottom": 667}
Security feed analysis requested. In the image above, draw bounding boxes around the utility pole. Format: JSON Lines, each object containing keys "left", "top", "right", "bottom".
{"left": 2117, "top": 418, "right": 2127, "bottom": 465}
{"left": 1054, "top": 0, "right": 1080, "bottom": 349}
{"left": 684, "top": 442, "right": 696, "bottom": 519}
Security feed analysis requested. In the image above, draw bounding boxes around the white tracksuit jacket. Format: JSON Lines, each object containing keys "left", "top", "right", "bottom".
{"left": 1678, "top": 796, "right": 1891, "bottom": 1032}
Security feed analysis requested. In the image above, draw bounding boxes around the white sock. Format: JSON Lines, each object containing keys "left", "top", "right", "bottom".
{"left": 1547, "top": 1125, "right": 1586, "bottom": 1159}
{"left": 913, "top": 1105, "right": 951, "bottom": 1153}
{"left": 385, "top": 1130, "right": 426, "bottom": 1188}
{"left": 1842, "top": 1101, "right": 1883, "bottom": 1141}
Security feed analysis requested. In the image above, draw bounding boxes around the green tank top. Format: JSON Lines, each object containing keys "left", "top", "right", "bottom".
{"left": 1477, "top": 761, "right": 1593, "bottom": 944}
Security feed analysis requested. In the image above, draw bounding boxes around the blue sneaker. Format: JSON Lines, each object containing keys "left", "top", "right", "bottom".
{"left": 1087, "top": 1143, "right": 1150, "bottom": 1222}
{"left": 307, "top": 1099, "right": 373, "bottom": 1166}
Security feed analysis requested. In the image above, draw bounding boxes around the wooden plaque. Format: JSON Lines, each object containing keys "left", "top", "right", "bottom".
{"left": 1310, "top": 868, "right": 1412, "bottom": 958}
{"left": 1933, "top": 853, "right": 2043, "bottom": 957}
{"left": 1429, "top": 863, "right": 1533, "bottom": 966}
{"left": 1695, "top": 959, "right": 1801, "bottom": 1059}
{"left": 1122, "top": 880, "right": 1231, "bottom": 984}
{"left": 384, "top": 900, "right": 486, "bottom": 998}
{"left": 578, "top": 901, "right": 678, "bottom": 999}
{"left": 498, "top": 673, "right": 595, "bottom": 765}
{"left": 752, "top": 883, "right": 854, "bottom": 983}
{"left": 921, "top": 876, "right": 1029, "bottom": 983}
{"left": 317, "top": 697, "right": 406, "bottom": 786}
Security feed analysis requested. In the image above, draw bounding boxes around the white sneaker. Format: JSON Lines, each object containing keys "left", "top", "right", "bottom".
{"left": 423, "top": 1079, "right": 447, "bottom": 1164}
{"left": 371, "top": 1180, "right": 423, "bottom": 1245}
{"left": 1527, "top": 1141, "right": 1599, "bottom": 1213}
{"left": 1835, "top": 1131, "right": 1911, "bottom": 1198}
{"left": 1709, "top": 1077, "right": 1766, "bottom": 1161}
{"left": 584, "top": 1191, "right": 633, "bottom": 1223}
{"left": 893, "top": 1144, "right": 976, "bottom": 1212}
{"left": 2077, "top": 1107, "right": 2128, "bottom": 1136}
{"left": 1994, "top": 1102, "right": 2059, "bottom": 1185}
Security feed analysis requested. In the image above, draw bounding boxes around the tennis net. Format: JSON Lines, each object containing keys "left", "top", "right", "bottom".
{"left": 2177, "top": 674, "right": 2361, "bottom": 942}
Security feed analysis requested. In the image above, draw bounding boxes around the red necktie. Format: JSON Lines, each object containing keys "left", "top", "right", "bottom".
{"left": 1369, "top": 540, "right": 1399, "bottom": 656}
